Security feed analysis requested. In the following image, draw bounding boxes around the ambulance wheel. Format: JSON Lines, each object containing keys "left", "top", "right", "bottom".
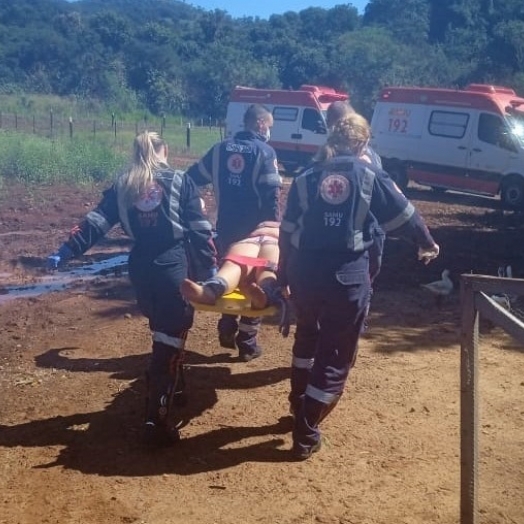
{"left": 501, "top": 176, "right": 524, "bottom": 210}
{"left": 387, "top": 163, "right": 408, "bottom": 192}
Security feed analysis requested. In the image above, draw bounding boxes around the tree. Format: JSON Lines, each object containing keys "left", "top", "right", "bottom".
{"left": 363, "top": 0, "right": 430, "bottom": 45}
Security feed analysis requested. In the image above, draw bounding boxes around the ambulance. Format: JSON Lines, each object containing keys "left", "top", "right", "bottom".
{"left": 225, "top": 84, "right": 349, "bottom": 173}
{"left": 370, "top": 84, "right": 524, "bottom": 209}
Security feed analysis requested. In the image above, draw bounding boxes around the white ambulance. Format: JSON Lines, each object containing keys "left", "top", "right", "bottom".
{"left": 225, "top": 84, "right": 349, "bottom": 173}
{"left": 370, "top": 84, "right": 524, "bottom": 209}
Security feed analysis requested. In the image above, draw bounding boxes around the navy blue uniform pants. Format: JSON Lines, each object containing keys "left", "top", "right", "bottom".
{"left": 129, "top": 246, "right": 193, "bottom": 422}
{"left": 287, "top": 249, "right": 371, "bottom": 448}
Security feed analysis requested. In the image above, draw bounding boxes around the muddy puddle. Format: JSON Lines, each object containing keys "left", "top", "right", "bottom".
{"left": 0, "top": 255, "right": 129, "bottom": 305}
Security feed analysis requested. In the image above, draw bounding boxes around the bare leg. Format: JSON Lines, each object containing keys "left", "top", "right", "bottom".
{"left": 247, "top": 242, "right": 279, "bottom": 309}
{"left": 220, "top": 241, "right": 260, "bottom": 293}
{"left": 180, "top": 241, "right": 261, "bottom": 305}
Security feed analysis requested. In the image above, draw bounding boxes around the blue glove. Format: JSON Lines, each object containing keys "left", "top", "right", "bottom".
{"left": 47, "top": 244, "right": 74, "bottom": 270}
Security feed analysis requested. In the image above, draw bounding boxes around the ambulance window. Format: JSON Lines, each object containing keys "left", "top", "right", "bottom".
{"left": 302, "top": 109, "right": 327, "bottom": 134}
{"left": 478, "top": 113, "right": 517, "bottom": 151}
{"left": 273, "top": 107, "right": 298, "bottom": 122}
{"left": 428, "top": 111, "right": 469, "bottom": 138}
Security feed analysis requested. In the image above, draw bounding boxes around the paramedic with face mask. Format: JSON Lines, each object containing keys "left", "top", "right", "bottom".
{"left": 186, "top": 104, "right": 282, "bottom": 361}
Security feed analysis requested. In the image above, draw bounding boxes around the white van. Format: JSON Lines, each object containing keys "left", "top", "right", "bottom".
{"left": 225, "top": 84, "right": 349, "bottom": 173}
{"left": 370, "top": 84, "right": 524, "bottom": 209}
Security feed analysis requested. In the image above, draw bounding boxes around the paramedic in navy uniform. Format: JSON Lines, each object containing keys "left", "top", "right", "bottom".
{"left": 325, "top": 100, "right": 385, "bottom": 284}
{"left": 46, "top": 131, "right": 217, "bottom": 448}
{"left": 278, "top": 113, "right": 439, "bottom": 460}
{"left": 186, "top": 103, "right": 282, "bottom": 361}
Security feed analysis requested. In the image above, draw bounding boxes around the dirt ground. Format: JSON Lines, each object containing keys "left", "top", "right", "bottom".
{"left": 0, "top": 173, "right": 523, "bottom": 524}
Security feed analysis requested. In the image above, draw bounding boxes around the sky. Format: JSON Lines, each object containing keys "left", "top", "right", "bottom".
{"left": 65, "top": 1, "right": 370, "bottom": 19}
{"left": 182, "top": 1, "right": 369, "bottom": 19}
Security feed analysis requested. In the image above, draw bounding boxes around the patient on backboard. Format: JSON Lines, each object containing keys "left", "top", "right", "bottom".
{"left": 180, "top": 221, "right": 280, "bottom": 311}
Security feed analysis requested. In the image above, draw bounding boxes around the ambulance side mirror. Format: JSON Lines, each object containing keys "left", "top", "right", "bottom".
{"left": 316, "top": 121, "right": 327, "bottom": 134}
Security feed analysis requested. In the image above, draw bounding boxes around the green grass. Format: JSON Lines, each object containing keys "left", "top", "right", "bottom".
{"left": 0, "top": 125, "right": 222, "bottom": 186}
{"left": 0, "top": 92, "right": 224, "bottom": 186}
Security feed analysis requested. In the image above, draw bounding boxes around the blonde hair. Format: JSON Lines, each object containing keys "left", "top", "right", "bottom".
{"left": 117, "top": 131, "right": 167, "bottom": 211}
{"left": 314, "top": 113, "right": 370, "bottom": 162}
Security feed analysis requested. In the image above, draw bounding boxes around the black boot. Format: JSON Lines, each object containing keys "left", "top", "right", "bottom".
{"left": 291, "top": 395, "right": 340, "bottom": 460}
{"left": 142, "top": 348, "right": 187, "bottom": 449}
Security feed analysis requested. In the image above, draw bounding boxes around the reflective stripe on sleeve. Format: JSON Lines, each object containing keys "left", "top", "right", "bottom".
{"left": 86, "top": 210, "right": 112, "bottom": 234}
{"left": 189, "top": 219, "right": 213, "bottom": 231}
{"left": 211, "top": 145, "right": 221, "bottom": 211}
{"left": 251, "top": 153, "right": 264, "bottom": 208}
{"left": 169, "top": 172, "right": 185, "bottom": 239}
{"left": 351, "top": 165, "right": 376, "bottom": 251}
{"left": 381, "top": 202, "right": 416, "bottom": 233}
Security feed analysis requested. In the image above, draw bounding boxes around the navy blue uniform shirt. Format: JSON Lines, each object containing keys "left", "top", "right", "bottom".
{"left": 279, "top": 155, "right": 435, "bottom": 281}
{"left": 63, "top": 167, "right": 217, "bottom": 273}
{"left": 186, "top": 130, "right": 282, "bottom": 248}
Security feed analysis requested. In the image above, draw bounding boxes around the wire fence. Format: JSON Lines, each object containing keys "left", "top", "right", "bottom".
{"left": 0, "top": 111, "right": 224, "bottom": 156}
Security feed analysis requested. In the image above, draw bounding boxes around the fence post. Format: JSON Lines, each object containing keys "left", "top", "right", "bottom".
{"left": 114, "top": 116, "right": 117, "bottom": 140}
{"left": 50, "top": 110, "right": 54, "bottom": 137}
{"left": 460, "top": 275, "right": 480, "bottom": 524}
{"left": 69, "top": 116, "right": 73, "bottom": 139}
{"left": 15, "top": 113, "right": 18, "bottom": 130}
{"left": 186, "top": 122, "right": 191, "bottom": 149}
{"left": 33, "top": 115, "right": 36, "bottom": 134}
{"left": 161, "top": 113, "right": 166, "bottom": 137}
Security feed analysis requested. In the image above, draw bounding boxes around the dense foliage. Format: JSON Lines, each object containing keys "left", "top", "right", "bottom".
{"left": 1, "top": 0, "right": 523, "bottom": 119}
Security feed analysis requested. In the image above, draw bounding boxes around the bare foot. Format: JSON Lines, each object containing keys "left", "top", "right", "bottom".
{"left": 247, "top": 282, "right": 268, "bottom": 309}
{"left": 180, "top": 279, "right": 216, "bottom": 305}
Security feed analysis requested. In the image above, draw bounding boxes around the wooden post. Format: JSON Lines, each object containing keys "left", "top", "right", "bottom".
{"left": 460, "top": 275, "right": 479, "bottom": 524}
{"left": 186, "top": 122, "right": 191, "bottom": 149}
{"left": 69, "top": 116, "right": 73, "bottom": 139}
{"left": 50, "top": 110, "right": 54, "bottom": 136}
{"left": 161, "top": 113, "right": 166, "bottom": 137}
